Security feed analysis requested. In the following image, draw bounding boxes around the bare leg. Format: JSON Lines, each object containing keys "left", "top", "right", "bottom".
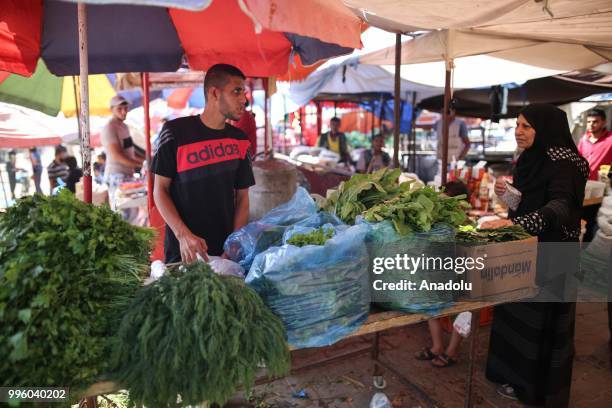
{"left": 446, "top": 328, "right": 462, "bottom": 358}
{"left": 428, "top": 319, "right": 445, "bottom": 355}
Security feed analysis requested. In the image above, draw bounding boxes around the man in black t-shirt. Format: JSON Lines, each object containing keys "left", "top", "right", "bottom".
{"left": 152, "top": 64, "right": 255, "bottom": 263}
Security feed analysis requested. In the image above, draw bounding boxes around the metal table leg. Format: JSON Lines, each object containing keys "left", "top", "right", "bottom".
{"left": 464, "top": 309, "right": 481, "bottom": 408}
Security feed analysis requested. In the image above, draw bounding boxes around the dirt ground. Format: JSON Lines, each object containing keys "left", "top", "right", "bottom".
{"left": 227, "top": 301, "right": 612, "bottom": 408}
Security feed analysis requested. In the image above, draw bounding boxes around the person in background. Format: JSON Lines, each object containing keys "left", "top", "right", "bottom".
{"left": 318, "top": 117, "right": 351, "bottom": 164}
{"left": 414, "top": 180, "right": 469, "bottom": 368}
{"left": 6, "top": 150, "right": 26, "bottom": 200}
{"left": 578, "top": 108, "right": 611, "bottom": 181}
{"left": 230, "top": 99, "right": 257, "bottom": 158}
{"left": 101, "top": 95, "right": 144, "bottom": 217}
{"left": 47, "top": 145, "right": 69, "bottom": 192}
{"left": 578, "top": 108, "right": 611, "bottom": 242}
{"left": 153, "top": 63, "right": 255, "bottom": 263}
{"left": 356, "top": 134, "right": 391, "bottom": 173}
{"left": 435, "top": 107, "right": 471, "bottom": 164}
{"left": 482, "top": 104, "right": 588, "bottom": 406}
{"left": 29, "top": 147, "right": 43, "bottom": 194}
{"left": 62, "top": 156, "right": 83, "bottom": 193}
{"left": 93, "top": 152, "right": 106, "bottom": 185}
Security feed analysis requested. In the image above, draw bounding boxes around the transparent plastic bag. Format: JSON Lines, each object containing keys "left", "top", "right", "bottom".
{"left": 224, "top": 190, "right": 343, "bottom": 271}
{"left": 224, "top": 188, "right": 318, "bottom": 270}
{"left": 208, "top": 256, "right": 245, "bottom": 278}
{"left": 453, "top": 311, "right": 472, "bottom": 338}
{"left": 369, "top": 393, "right": 392, "bottom": 408}
{"left": 246, "top": 224, "right": 371, "bottom": 348}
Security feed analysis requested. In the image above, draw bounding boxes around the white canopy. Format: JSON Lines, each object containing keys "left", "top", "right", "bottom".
{"left": 344, "top": 0, "right": 612, "bottom": 45}
{"left": 360, "top": 28, "right": 612, "bottom": 69}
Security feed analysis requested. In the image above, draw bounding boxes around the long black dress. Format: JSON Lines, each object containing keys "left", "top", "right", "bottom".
{"left": 486, "top": 105, "right": 589, "bottom": 407}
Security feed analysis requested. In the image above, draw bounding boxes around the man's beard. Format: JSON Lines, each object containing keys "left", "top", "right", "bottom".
{"left": 220, "top": 96, "right": 242, "bottom": 121}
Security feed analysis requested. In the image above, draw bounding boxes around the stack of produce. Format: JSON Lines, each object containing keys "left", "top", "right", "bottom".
{"left": 0, "top": 191, "right": 154, "bottom": 394}
{"left": 111, "top": 262, "right": 290, "bottom": 407}
{"left": 246, "top": 224, "right": 371, "bottom": 348}
{"left": 322, "top": 168, "right": 410, "bottom": 225}
{"left": 363, "top": 185, "right": 469, "bottom": 235}
{"left": 323, "top": 169, "right": 470, "bottom": 313}
{"left": 456, "top": 225, "right": 532, "bottom": 243}
{"left": 286, "top": 226, "right": 335, "bottom": 247}
{"left": 322, "top": 168, "right": 468, "bottom": 232}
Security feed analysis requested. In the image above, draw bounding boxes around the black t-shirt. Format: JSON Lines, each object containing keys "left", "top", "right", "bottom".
{"left": 152, "top": 116, "right": 255, "bottom": 262}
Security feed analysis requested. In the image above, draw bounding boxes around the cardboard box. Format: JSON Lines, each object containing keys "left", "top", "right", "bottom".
{"left": 457, "top": 236, "right": 538, "bottom": 298}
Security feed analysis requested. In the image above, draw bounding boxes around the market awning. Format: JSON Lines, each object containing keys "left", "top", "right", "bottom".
{"left": 0, "top": 102, "right": 66, "bottom": 148}
{"left": 1, "top": 0, "right": 362, "bottom": 77}
{"left": 344, "top": 0, "right": 612, "bottom": 40}
{"left": 286, "top": 58, "right": 442, "bottom": 107}
{"left": 417, "top": 75, "right": 612, "bottom": 118}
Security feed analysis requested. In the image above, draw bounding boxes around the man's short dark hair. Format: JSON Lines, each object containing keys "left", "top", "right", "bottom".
{"left": 55, "top": 145, "right": 67, "bottom": 156}
{"left": 372, "top": 133, "right": 384, "bottom": 140}
{"left": 587, "top": 108, "right": 606, "bottom": 120}
{"left": 203, "top": 64, "right": 246, "bottom": 101}
{"left": 330, "top": 117, "right": 341, "bottom": 123}
{"left": 9, "top": 150, "right": 16, "bottom": 156}
{"left": 98, "top": 152, "right": 106, "bottom": 160}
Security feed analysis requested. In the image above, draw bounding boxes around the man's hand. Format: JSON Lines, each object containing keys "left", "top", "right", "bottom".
{"left": 494, "top": 178, "right": 507, "bottom": 197}
{"left": 480, "top": 219, "right": 513, "bottom": 229}
{"left": 154, "top": 174, "right": 208, "bottom": 264}
{"left": 177, "top": 229, "right": 208, "bottom": 263}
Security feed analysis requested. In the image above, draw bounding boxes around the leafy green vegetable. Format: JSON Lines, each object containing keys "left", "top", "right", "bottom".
{"left": 322, "top": 168, "right": 413, "bottom": 224}
{"left": 286, "top": 227, "right": 334, "bottom": 247}
{"left": 111, "top": 262, "right": 290, "bottom": 407}
{"left": 456, "top": 225, "right": 532, "bottom": 243}
{"left": 0, "top": 191, "right": 154, "bottom": 394}
{"left": 363, "top": 186, "right": 469, "bottom": 235}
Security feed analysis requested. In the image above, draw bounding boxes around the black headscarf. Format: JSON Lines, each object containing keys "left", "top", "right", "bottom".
{"left": 512, "top": 104, "right": 578, "bottom": 194}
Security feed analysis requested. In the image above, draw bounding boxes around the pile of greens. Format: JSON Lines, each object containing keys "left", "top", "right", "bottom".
{"left": 111, "top": 262, "right": 290, "bottom": 407}
{"left": 363, "top": 186, "right": 469, "bottom": 235}
{"left": 286, "top": 227, "right": 334, "bottom": 247}
{"left": 322, "top": 169, "right": 469, "bottom": 234}
{"left": 0, "top": 191, "right": 154, "bottom": 392}
{"left": 456, "top": 225, "right": 532, "bottom": 243}
{"left": 322, "top": 168, "right": 411, "bottom": 224}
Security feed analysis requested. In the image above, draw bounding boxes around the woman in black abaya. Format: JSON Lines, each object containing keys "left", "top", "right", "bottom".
{"left": 481, "top": 104, "right": 589, "bottom": 407}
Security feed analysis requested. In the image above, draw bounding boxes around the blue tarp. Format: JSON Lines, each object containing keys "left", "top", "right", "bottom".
{"left": 360, "top": 99, "right": 415, "bottom": 134}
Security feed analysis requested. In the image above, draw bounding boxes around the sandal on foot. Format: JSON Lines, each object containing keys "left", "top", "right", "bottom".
{"left": 496, "top": 384, "right": 518, "bottom": 400}
{"left": 431, "top": 353, "right": 457, "bottom": 368}
{"left": 414, "top": 347, "right": 438, "bottom": 360}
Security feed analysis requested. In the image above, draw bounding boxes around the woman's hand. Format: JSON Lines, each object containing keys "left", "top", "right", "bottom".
{"left": 480, "top": 219, "right": 513, "bottom": 229}
{"left": 494, "top": 178, "right": 507, "bottom": 197}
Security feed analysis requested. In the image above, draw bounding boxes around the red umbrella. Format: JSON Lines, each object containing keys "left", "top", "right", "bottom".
{"left": 1, "top": 0, "right": 362, "bottom": 206}
{"left": 0, "top": 0, "right": 362, "bottom": 78}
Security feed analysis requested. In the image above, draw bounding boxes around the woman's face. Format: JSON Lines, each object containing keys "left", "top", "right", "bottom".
{"left": 515, "top": 114, "right": 536, "bottom": 149}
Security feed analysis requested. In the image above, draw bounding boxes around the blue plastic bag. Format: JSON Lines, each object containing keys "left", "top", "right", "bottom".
{"left": 256, "top": 187, "right": 318, "bottom": 226}
{"left": 361, "top": 220, "right": 457, "bottom": 314}
{"left": 246, "top": 224, "right": 371, "bottom": 349}
{"left": 224, "top": 188, "right": 339, "bottom": 271}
